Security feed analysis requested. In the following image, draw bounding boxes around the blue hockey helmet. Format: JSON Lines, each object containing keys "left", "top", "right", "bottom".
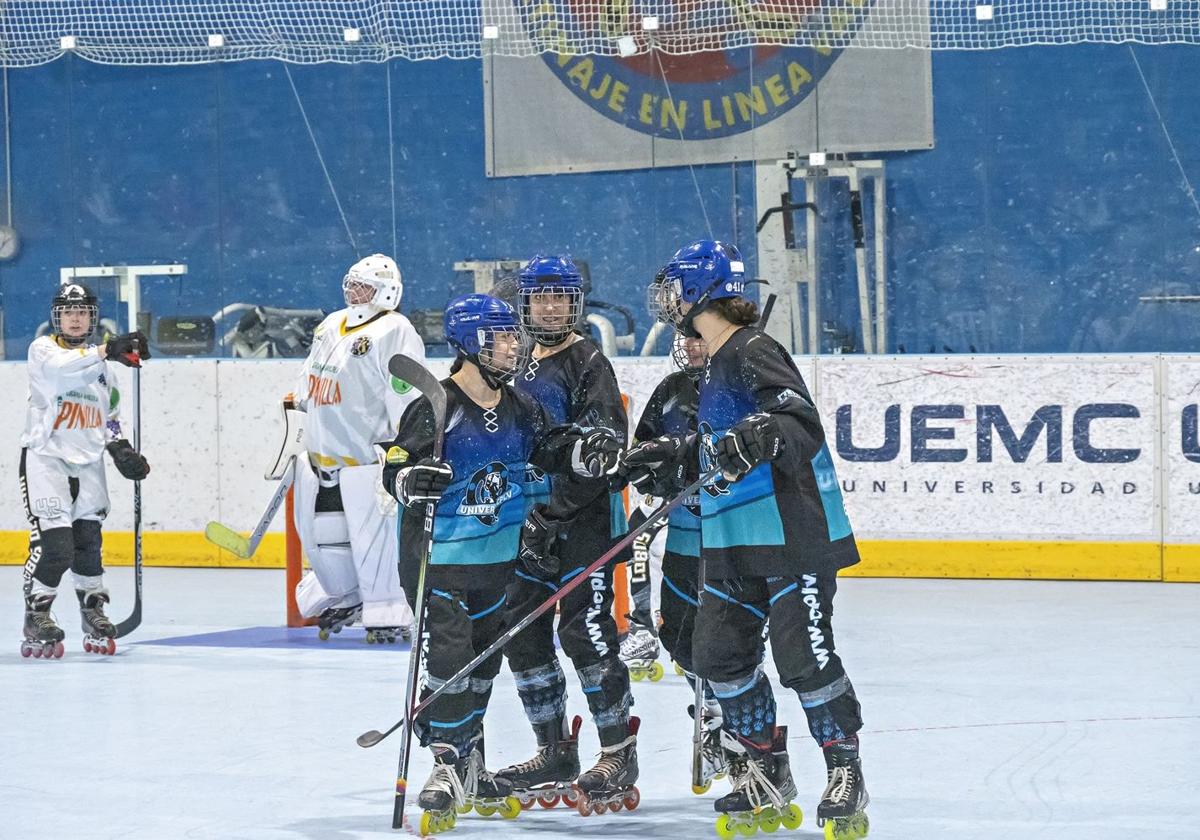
{"left": 517, "top": 254, "right": 584, "bottom": 346}
{"left": 658, "top": 240, "right": 746, "bottom": 336}
{"left": 445, "top": 293, "right": 527, "bottom": 386}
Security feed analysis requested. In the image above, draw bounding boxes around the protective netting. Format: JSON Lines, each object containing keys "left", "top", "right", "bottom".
{"left": 0, "top": 0, "right": 1197, "bottom": 66}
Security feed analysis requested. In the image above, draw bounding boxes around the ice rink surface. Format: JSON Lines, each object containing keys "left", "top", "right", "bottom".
{"left": 2, "top": 566, "right": 1197, "bottom": 840}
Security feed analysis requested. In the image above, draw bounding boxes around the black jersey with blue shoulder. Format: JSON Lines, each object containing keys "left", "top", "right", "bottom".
{"left": 695, "top": 328, "right": 859, "bottom": 578}
{"left": 635, "top": 370, "right": 701, "bottom": 558}
{"left": 386, "top": 379, "right": 575, "bottom": 591}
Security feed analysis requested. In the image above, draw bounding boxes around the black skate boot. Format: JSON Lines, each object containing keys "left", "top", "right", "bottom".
{"left": 574, "top": 716, "right": 641, "bottom": 816}
{"left": 77, "top": 588, "right": 117, "bottom": 655}
{"left": 21, "top": 593, "right": 65, "bottom": 660}
{"left": 817, "top": 739, "right": 870, "bottom": 840}
{"left": 316, "top": 603, "right": 361, "bottom": 640}
{"left": 495, "top": 714, "right": 582, "bottom": 810}
{"left": 689, "top": 702, "right": 738, "bottom": 793}
{"left": 714, "top": 726, "right": 803, "bottom": 838}
{"left": 460, "top": 737, "right": 521, "bottom": 819}
{"left": 417, "top": 744, "right": 467, "bottom": 835}
{"left": 620, "top": 616, "right": 663, "bottom": 682}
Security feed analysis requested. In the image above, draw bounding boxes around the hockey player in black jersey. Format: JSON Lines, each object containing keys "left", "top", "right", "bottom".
{"left": 382, "top": 293, "right": 612, "bottom": 834}
{"left": 495, "top": 255, "right": 640, "bottom": 816}
{"left": 623, "top": 240, "right": 870, "bottom": 840}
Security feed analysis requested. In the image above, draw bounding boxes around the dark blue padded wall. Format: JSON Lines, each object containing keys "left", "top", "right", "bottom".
{"left": 0, "top": 46, "right": 1197, "bottom": 358}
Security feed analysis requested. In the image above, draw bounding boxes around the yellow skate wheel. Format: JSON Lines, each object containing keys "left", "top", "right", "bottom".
{"left": 760, "top": 810, "right": 781, "bottom": 833}
{"left": 318, "top": 628, "right": 330, "bottom": 641}
{"left": 674, "top": 662, "right": 685, "bottom": 676}
{"left": 782, "top": 804, "right": 803, "bottom": 830}
{"left": 419, "top": 812, "right": 436, "bottom": 835}
{"left": 649, "top": 661, "right": 665, "bottom": 681}
{"left": 692, "top": 780, "right": 711, "bottom": 795}
{"left": 500, "top": 797, "right": 521, "bottom": 819}
{"left": 715, "top": 815, "right": 736, "bottom": 840}
{"left": 736, "top": 818, "right": 757, "bottom": 836}
{"left": 457, "top": 802, "right": 472, "bottom": 814}
{"left": 631, "top": 668, "right": 645, "bottom": 682}
{"left": 474, "top": 803, "right": 496, "bottom": 816}
{"left": 855, "top": 813, "right": 870, "bottom": 838}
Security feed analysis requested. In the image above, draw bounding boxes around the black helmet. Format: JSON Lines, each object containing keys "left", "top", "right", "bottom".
{"left": 51, "top": 283, "right": 99, "bottom": 345}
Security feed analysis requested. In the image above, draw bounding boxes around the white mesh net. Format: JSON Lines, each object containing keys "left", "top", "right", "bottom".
{"left": 0, "top": 0, "right": 1196, "bottom": 66}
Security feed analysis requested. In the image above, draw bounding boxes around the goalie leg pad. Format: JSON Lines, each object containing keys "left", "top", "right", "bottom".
{"left": 293, "top": 464, "right": 359, "bottom": 615}
{"left": 340, "top": 464, "right": 409, "bottom": 628}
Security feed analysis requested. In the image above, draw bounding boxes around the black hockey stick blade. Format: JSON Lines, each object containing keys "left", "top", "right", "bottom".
{"left": 356, "top": 467, "right": 724, "bottom": 750}
{"left": 388, "top": 354, "right": 446, "bottom": 435}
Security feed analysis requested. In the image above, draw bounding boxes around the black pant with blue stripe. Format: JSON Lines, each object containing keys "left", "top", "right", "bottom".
{"left": 658, "top": 551, "right": 701, "bottom": 672}
{"left": 413, "top": 586, "right": 509, "bottom": 756}
{"left": 692, "top": 572, "right": 863, "bottom": 748}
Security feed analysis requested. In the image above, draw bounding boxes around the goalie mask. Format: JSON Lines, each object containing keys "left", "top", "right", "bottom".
{"left": 342, "top": 253, "right": 403, "bottom": 323}
{"left": 517, "top": 255, "right": 584, "bottom": 347}
{"left": 445, "top": 293, "right": 529, "bottom": 388}
{"left": 51, "top": 283, "right": 99, "bottom": 347}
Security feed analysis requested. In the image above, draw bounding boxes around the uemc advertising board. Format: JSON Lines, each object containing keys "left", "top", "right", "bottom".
{"left": 815, "top": 359, "right": 1159, "bottom": 541}
{"left": 484, "top": 0, "right": 932, "bottom": 175}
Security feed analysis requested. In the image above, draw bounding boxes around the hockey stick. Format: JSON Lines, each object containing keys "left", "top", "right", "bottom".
{"left": 116, "top": 360, "right": 143, "bottom": 638}
{"left": 848, "top": 168, "right": 873, "bottom": 353}
{"left": 386, "top": 354, "right": 448, "bottom": 831}
{"left": 690, "top": 548, "right": 709, "bottom": 791}
{"left": 204, "top": 461, "right": 295, "bottom": 559}
{"left": 358, "top": 466, "right": 723, "bottom": 753}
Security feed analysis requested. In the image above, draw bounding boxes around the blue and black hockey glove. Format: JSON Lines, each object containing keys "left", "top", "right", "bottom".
{"left": 716, "top": 413, "right": 785, "bottom": 480}
{"left": 517, "top": 504, "right": 561, "bottom": 581}
{"left": 106, "top": 439, "right": 150, "bottom": 480}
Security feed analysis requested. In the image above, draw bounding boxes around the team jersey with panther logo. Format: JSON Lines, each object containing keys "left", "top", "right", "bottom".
{"left": 21, "top": 336, "right": 122, "bottom": 465}
{"left": 635, "top": 370, "right": 702, "bottom": 558}
{"left": 696, "top": 328, "right": 859, "bottom": 579}
{"left": 294, "top": 307, "right": 425, "bottom": 477}
{"left": 385, "top": 380, "right": 579, "bottom": 590}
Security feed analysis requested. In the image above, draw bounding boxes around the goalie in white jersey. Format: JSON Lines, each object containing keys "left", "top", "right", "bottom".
{"left": 19, "top": 283, "right": 151, "bottom": 659}
{"left": 290, "top": 254, "right": 425, "bottom": 642}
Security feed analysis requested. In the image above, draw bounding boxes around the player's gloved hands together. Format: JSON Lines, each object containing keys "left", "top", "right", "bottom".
{"left": 619, "top": 435, "right": 689, "bottom": 496}
{"left": 104, "top": 331, "right": 151, "bottom": 368}
{"left": 571, "top": 428, "right": 624, "bottom": 479}
{"left": 517, "top": 504, "right": 560, "bottom": 581}
{"left": 397, "top": 458, "right": 454, "bottom": 507}
{"left": 106, "top": 439, "right": 150, "bottom": 480}
{"left": 716, "top": 413, "right": 785, "bottom": 480}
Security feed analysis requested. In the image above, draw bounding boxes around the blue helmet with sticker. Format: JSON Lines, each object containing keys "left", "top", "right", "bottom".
{"left": 658, "top": 240, "right": 746, "bottom": 337}
{"left": 518, "top": 255, "right": 585, "bottom": 345}
{"left": 445, "top": 293, "right": 526, "bottom": 385}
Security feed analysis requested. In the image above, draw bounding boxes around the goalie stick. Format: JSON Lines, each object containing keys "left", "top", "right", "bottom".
{"left": 384, "top": 354, "right": 448, "bottom": 832}
{"left": 358, "top": 466, "right": 724, "bottom": 757}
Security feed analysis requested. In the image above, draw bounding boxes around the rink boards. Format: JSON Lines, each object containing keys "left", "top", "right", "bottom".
{"left": 1, "top": 354, "right": 1197, "bottom": 582}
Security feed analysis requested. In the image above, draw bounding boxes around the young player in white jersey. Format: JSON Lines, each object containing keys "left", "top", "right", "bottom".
{"left": 19, "top": 283, "right": 150, "bottom": 659}
{"left": 290, "top": 253, "right": 425, "bottom": 642}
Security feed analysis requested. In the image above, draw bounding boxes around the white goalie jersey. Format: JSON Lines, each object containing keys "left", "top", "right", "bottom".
{"left": 294, "top": 308, "right": 426, "bottom": 472}
{"left": 21, "top": 336, "right": 121, "bottom": 466}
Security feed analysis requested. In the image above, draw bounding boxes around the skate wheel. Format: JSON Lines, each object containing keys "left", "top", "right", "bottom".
{"left": 473, "top": 803, "right": 495, "bottom": 816}
{"left": 105, "top": 638, "right": 116, "bottom": 655}
{"left": 631, "top": 668, "right": 644, "bottom": 682}
{"left": 737, "top": 818, "right": 757, "bottom": 836}
{"left": 84, "top": 640, "right": 93, "bottom": 653}
{"left": 623, "top": 787, "right": 640, "bottom": 810}
{"left": 592, "top": 800, "right": 608, "bottom": 815}
{"left": 674, "top": 662, "right": 685, "bottom": 676}
{"left": 716, "top": 815, "right": 736, "bottom": 840}
{"left": 692, "top": 780, "right": 711, "bottom": 795}
{"left": 760, "top": 811, "right": 781, "bottom": 833}
{"left": 575, "top": 794, "right": 592, "bottom": 816}
{"left": 537, "top": 792, "right": 559, "bottom": 808}
{"left": 781, "top": 804, "right": 803, "bottom": 830}
{"left": 609, "top": 799, "right": 623, "bottom": 812}
{"left": 318, "top": 628, "right": 330, "bottom": 641}
{"left": 419, "top": 811, "right": 435, "bottom": 835}
{"left": 519, "top": 797, "right": 535, "bottom": 810}
{"left": 20, "top": 643, "right": 32, "bottom": 658}
{"left": 500, "top": 796, "right": 521, "bottom": 819}
{"left": 562, "top": 789, "right": 580, "bottom": 807}
{"left": 649, "top": 661, "right": 664, "bottom": 681}
{"left": 53, "top": 642, "right": 65, "bottom": 658}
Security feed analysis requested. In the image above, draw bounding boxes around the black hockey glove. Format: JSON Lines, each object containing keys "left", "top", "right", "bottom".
{"left": 716, "top": 413, "right": 785, "bottom": 480}
{"left": 397, "top": 458, "right": 454, "bottom": 507}
{"left": 571, "top": 428, "right": 624, "bottom": 479}
{"left": 104, "top": 331, "right": 151, "bottom": 368}
{"left": 106, "top": 439, "right": 150, "bottom": 480}
{"left": 517, "top": 505, "right": 560, "bottom": 581}
{"left": 618, "top": 435, "right": 689, "bottom": 497}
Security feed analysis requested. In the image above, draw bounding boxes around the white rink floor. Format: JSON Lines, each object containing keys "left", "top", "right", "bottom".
{"left": 2, "top": 567, "right": 1197, "bottom": 840}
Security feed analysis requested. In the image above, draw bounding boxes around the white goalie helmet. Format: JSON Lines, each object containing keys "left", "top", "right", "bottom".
{"left": 342, "top": 253, "right": 403, "bottom": 313}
